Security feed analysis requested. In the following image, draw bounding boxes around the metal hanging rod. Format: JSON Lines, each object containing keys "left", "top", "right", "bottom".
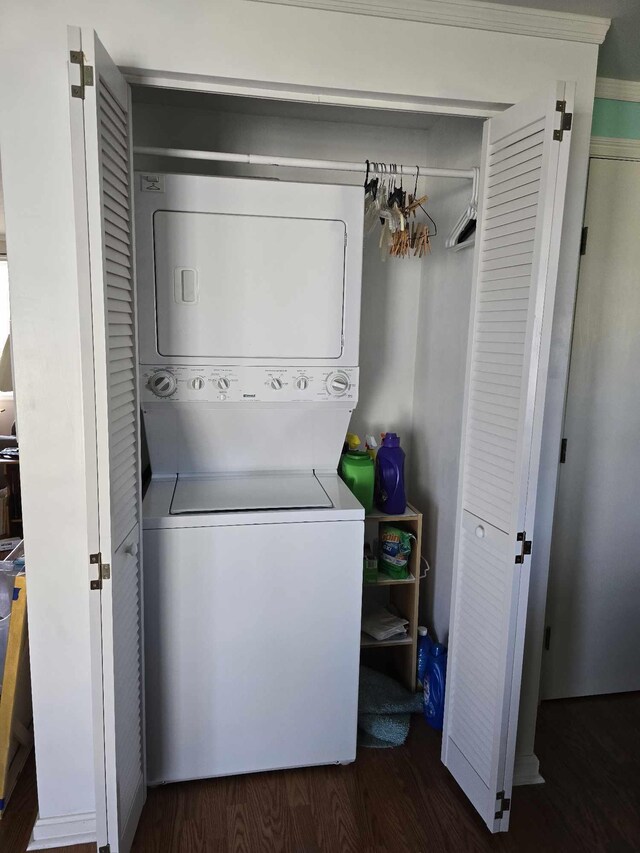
{"left": 133, "top": 146, "right": 475, "bottom": 180}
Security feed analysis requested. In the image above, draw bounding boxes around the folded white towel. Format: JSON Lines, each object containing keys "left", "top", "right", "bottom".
{"left": 361, "top": 604, "right": 409, "bottom": 641}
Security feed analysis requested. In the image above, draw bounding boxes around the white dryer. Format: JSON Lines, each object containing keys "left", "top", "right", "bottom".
{"left": 136, "top": 173, "right": 366, "bottom": 783}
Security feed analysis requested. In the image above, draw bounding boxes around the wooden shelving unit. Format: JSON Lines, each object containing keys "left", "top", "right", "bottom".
{"left": 360, "top": 503, "right": 423, "bottom": 691}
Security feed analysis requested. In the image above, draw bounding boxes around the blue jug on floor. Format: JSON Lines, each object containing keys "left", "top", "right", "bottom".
{"left": 423, "top": 642, "right": 447, "bottom": 731}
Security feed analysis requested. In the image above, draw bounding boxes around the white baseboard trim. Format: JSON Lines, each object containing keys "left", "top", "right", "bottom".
{"left": 590, "top": 136, "right": 640, "bottom": 160}
{"left": 513, "top": 753, "right": 545, "bottom": 787}
{"left": 27, "top": 811, "right": 97, "bottom": 851}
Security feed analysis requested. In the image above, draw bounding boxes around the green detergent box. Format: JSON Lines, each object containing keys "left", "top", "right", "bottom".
{"left": 379, "top": 524, "right": 414, "bottom": 580}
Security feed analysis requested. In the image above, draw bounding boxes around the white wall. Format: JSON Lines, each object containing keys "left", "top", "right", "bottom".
{"left": 133, "top": 97, "right": 429, "bottom": 450}
{"left": 408, "top": 119, "right": 483, "bottom": 644}
{"left": 0, "top": 25, "right": 97, "bottom": 827}
{"left": 0, "top": 0, "right": 598, "bottom": 834}
{"left": 0, "top": 160, "right": 6, "bottom": 255}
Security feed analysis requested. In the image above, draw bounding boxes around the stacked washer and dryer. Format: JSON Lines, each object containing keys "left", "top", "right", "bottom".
{"left": 136, "top": 172, "right": 366, "bottom": 784}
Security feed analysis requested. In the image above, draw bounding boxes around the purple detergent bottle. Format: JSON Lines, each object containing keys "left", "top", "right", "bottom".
{"left": 375, "top": 432, "right": 406, "bottom": 514}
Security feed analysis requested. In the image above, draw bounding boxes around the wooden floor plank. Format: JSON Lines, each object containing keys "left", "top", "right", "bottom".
{"left": 1, "top": 693, "right": 639, "bottom": 852}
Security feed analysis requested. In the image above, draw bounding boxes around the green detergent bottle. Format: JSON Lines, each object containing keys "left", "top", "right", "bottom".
{"left": 340, "top": 433, "right": 375, "bottom": 513}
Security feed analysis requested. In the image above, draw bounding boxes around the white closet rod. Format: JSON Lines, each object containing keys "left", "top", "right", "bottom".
{"left": 133, "top": 146, "right": 475, "bottom": 180}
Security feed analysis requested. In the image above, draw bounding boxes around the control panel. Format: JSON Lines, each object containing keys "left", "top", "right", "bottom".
{"left": 140, "top": 366, "right": 359, "bottom": 404}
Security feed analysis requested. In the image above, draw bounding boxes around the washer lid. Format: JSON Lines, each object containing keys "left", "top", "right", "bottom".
{"left": 170, "top": 472, "right": 333, "bottom": 514}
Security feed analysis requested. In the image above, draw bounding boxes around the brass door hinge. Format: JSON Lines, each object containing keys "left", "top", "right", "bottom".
{"left": 70, "top": 50, "right": 94, "bottom": 100}
{"left": 90, "top": 552, "right": 111, "bottom": 590}
{"left": 515, "top": 531, "right": 532, "bottom": 564}
{"left": 553, "top": 99, "right": 573, "bottom": 142}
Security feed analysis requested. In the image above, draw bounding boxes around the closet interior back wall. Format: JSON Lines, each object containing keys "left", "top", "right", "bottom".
{"left": 132, "top": 92, "right": 478, "bottom": 465}
{"left": 409, "top": 117, "right": 483, "bottom": 644}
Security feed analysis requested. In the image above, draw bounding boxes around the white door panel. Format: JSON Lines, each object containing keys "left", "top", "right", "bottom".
{"left": 103, "top": 527, "right": 144, "bottom": 850}
{"left": 443, "top": 82, "right": 574, "bottom": 832}
{"left": 544, "top": 158, "right": 640, "bottom": 699}
{"left": 70, "top": 28, "right": 145, "bottom": 852}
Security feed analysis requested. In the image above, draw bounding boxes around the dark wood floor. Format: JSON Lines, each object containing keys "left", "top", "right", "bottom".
{"left": 3, "top": 693, "right": 640, "bottom": 852}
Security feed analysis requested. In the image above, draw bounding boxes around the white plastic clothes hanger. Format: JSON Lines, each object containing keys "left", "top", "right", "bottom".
{"left": 364, "top": 160, "right": 382, "bottom": 233}
{"left": 445, "top": 166, "right": 479, "bottom": 250}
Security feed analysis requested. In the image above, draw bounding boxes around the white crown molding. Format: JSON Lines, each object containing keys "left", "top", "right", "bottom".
{"left": 27, "top": 811, "right": 96, "bottom": 851}
{"left": 249, "top": 0, "right": 610, "bottom": 44}
{"left": 595, "top": 77, "right": 640, "bottom": 103}
{"left": 590, "top": 136, "right": 640, "bottom": 160}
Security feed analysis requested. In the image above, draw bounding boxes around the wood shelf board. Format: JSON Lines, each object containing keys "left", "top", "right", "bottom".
{"left": 360, "top": 632, "right": 413, "bottom": 648}
{"left": 364, "top": 571, "right": 415, "bottom": 586}
{"left": 366, "top": 503, "right": 422, "bottom": 523}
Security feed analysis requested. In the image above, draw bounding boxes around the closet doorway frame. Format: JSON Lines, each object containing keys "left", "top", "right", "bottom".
{"left": 542, "top": 134, "right": 640, "bottom": 700}
{"left": 121, "top": 66, "right": 588, "bottom": 791}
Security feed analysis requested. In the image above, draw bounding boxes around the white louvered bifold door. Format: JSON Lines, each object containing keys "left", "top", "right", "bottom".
{"left": 442, "top": 82, "right": 574, "bottom": 833}
{"left": 72, "top": 29, "right": 145, "bottom": 853}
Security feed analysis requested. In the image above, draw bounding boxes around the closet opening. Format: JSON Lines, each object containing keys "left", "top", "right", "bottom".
{"left": 84, "top": 65, "right": 573, "bottom": 845}
{"left": 130, "top": 83, "right": 484, "bottom": 679}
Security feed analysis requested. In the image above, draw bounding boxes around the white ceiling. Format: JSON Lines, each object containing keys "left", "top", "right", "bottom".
{"left": 483, "top": 0, "right": 640, "bottom": 81}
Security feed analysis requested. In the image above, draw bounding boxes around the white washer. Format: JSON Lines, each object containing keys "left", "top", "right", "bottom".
{"left": 143, "top": 473, "right": 363, "bottom": 784}
{"left": 136, "top": 173, "right": 365, "bottom": 784}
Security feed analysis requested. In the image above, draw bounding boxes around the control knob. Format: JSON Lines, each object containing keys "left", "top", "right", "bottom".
{"left": 148, "top": 370, "right": 177, "bottom": 398}
{"left": 190, "top": 377, "right": 205, "bottom": 390}
{"left": 216, "top": 377, "right": 230, "bottom": 391}
{"left": 327, "top": 372, "right": 350, "bottom": 396}
{"left": 296, "top": 376, "right": 309, "bottom": 390}
{"left": 271, "top": 378, "right": 283, "bottom": 390}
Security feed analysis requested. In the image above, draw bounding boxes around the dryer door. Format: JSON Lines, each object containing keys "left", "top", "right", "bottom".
{"left": 135, "top": 174, "right": 363, "bottom": 368}
{"left": 154, "top": 210, "right": 346, "bottom": 360}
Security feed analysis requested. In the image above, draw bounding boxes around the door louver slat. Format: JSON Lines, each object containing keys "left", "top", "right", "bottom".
{"left": 95, "top": 70, "right": 144, "bottom": 845}
{"left": 99, "top": 80, "right": 137, "bottom": 546}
